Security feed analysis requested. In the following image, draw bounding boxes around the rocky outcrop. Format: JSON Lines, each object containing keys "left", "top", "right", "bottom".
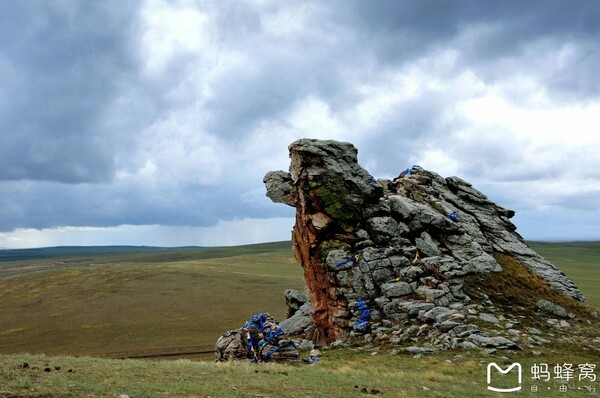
{"left": 280, "top": 301, "right": 314, "bottom": 335}
{"left": 284, "top": 289, "right": 309, "bottom": 318}
{"left": 264, "top": 139, "right": 586, "bottom": 346}
{"left": 280, "top": 289, "right": 315, "bottom": 335}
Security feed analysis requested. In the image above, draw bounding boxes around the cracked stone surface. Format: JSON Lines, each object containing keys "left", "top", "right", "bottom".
{"left": 264, "top": 139, "right": 586, "bottom": 345}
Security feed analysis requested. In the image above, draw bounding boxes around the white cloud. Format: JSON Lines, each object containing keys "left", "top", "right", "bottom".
{"left": 139, "top": 0, "right": 213, "bottom": 76}
{"left": 0, "top": 218, "right": 295, "bottom": 249}
{"left": 260, "top": 3, "right": 324, "bottom": 40}
{"left": 287, "top": 96, "right": 347, "bottom": 140}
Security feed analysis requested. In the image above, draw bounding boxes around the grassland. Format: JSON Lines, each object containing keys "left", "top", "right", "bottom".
{"left": 1, "top": 343, "right": 598, "bottom": 397}
{"left": 0, "top": 242, "right": 303, "bottom": 358}
{"left": 0, "top": 242, "right": 293, "bottom": 279}
{"left": 0, "top": 241, "right": 598, "bottom": 397}
{"left": 528, "top": 241, "right": 600, "bottom": 308}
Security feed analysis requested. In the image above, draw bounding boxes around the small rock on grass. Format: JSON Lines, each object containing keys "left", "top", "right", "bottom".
{"left": 405, "top": 346, "right": 435, "bottom": 355}
{"left": 479, "top": 313, "right": 499, "bottom": 324}
{"left": 536, "top": 299, "right": 568, "bottom": 319}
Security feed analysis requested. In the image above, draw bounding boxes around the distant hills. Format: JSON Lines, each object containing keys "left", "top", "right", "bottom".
{"left": 0, "top": 245, "right": 203, "bottom": 262}
{"left": 0, "top": 241, "right": 293, "bottom": 263}
{"left": 1, "top": 240, "right": 599, "bottom": 263}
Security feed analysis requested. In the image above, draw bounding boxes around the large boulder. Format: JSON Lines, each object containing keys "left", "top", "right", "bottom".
{"left": 284, "top": 289, "right": 308, "bottom": 318}
{"left": 264, "top": 139, "right": 588, "bottom": 348}
{"left": 279, "top": 301, "right": 314, "bottom": 335}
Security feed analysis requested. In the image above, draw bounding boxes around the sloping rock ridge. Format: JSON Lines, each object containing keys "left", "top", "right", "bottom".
{"left": 264, "top": 139, "right": 587, "bottom": 346}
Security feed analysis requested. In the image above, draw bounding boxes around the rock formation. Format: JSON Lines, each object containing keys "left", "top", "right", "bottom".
{"left": 264, "top": 139, "right": 590, "bottom": 349}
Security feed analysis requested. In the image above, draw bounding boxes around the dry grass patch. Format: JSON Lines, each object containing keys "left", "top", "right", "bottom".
{"left": 465, "top": 254, "right": 593, "bottom": 319}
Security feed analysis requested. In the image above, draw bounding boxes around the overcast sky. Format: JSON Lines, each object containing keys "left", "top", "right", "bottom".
{"left": 0, "top": 0, "right": 599, "bottom": 248}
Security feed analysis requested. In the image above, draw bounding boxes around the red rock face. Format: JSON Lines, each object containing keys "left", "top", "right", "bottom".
{"left": 274, "top": 139, "right": 383, "bottom": 344}
{"left": 290, "top": 169, "right": 347, "bottom": 345}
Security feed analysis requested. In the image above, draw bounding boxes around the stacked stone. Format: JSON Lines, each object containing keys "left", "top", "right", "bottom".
{"left": 264, "top": 139, "right": 586, "bottom": 349}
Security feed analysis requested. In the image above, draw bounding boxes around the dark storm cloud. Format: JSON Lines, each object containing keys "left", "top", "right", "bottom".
{"left": 0, "top": 178, "right": 290, "bottom": 231}
{"left": 344, "top": 0, "right": 600, "bottom": 97}
{"left": 346, "top": 0, "right": 600, "bottom": 58}
{"left": 201, "top": 0, "right": 600, "bottom": 148}
{"left": 356, "top": 93, "right": 461, "bottom": 176}
{"left": 0, "top": 0, "right": 598, "bottom": 238}
{"left": 203, "top": 2, "right": 349, "bottom": 139}
{"left": 0, "top": 1, "right": 138, "bottom": 183}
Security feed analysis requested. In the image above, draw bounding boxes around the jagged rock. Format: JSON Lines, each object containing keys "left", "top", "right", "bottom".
{"left": 533, "top": 336, "right": 551, "bottom": 345}
{"left": 215, "top": 329, "right": 248, "bottom": 361}
{"left": 405, "top": 346, "right": 435, "bottom": 355}
{"left": 536, "top": 299, "right": 569, "bottom": 319}
{"left": 416, "top": 286, "right": 446, "bottom": 303}
{"left": 256, "top": 342, "right": 299, "bottom": 362}
{"left": 460, "top": 341, "right": 478, "bottom": 349}
{"left": 326, "top": 250, "right": 352, "bottom": 271}
{"left": 382, "top": 281, "right": 413, "bottom": 298}
{"left": 468, "top": 334, "right": 522, "bottom": 350}
{"left": 438, "top": 320, "right": 461, "bottom": 332}
{"left": 264, "top": 171, "right": 295, "bottom": 206}
{"left": 547, "top": 319, "right": 571, "bottom": 328}
{"left": 285, "top": 289, "right": 308, "bottom": 318}
{"left": 367, "top": 216, "right": 409, "bottom": 244}
{"left": 389, "top": 335, "right": 402, "bottom": 345}
{"left": 479, "top": 313, "right": 500, "bottom": 324}
{"left": 415, "top": 232, "right": 440, "bottom": 257}
{"left": 330, "top": 339, "right": 349, "bottom": 348}
{"left": 421, "top": 307, "right": 458, "bottom": 323}
{"left": 297, "top": 339, "right": 315, "bottom": 351}
{"left": 279, "top": 302, "right": 314, "bottom": 335}
{"left": 454, "top": 324, "right": 480, "bottom": 338}
{"left": 398, "top": 300, "right": 436, "bottom": 316}
{"left": 388, "top": 195, "right": 418, "bottom": 219}
{"left": 264, "top": 139, "right": 587, "bottom": 346}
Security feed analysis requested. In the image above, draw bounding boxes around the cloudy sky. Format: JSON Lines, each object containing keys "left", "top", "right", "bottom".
{"left": 0, "top": 0, "right": 599, "bottom": 248}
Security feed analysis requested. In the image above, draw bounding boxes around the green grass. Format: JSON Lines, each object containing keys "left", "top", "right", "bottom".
{"left": 0, "top": 250, "right": 304, "bottom": 357}
{"left": 0, "top": 241, "right": 293, "bottom": 279}
{"left": 528, "top": 241, "right": 600, "bottom": 308}
{"left": 0, "top": 345, "right": 598, "bottom": 397}
{"left": 0, "top": 241, "right": 598, "bottom": 397}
